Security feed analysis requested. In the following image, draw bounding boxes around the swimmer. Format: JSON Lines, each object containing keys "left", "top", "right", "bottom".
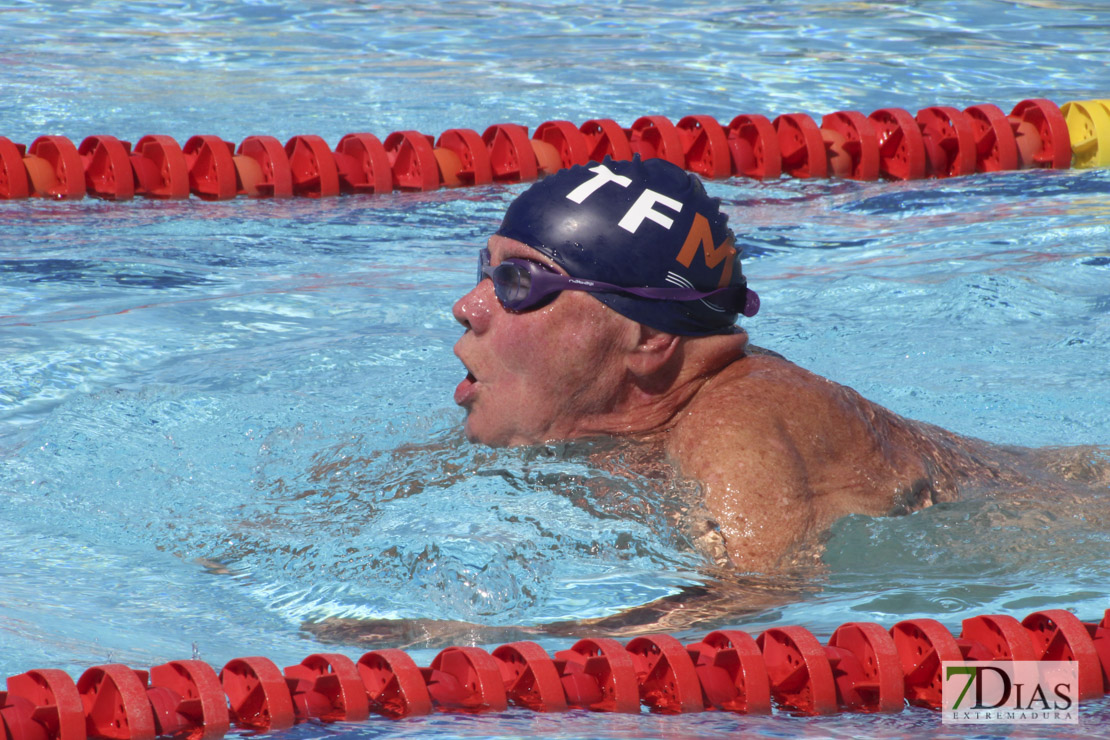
{"left": 306, "top": 157, "right": 1108, "bottom": 647}
{"left": 452, "top": 155, "right": 1011, "bottom": 572}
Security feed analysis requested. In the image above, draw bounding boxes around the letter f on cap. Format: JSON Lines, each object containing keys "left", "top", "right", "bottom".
{"left": 618, "top": 189, "right": 683, "bottom": 233}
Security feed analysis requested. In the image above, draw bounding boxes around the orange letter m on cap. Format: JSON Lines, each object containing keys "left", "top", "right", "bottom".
{"left": 675, "top": 213, "right": 736, "bottom": 288}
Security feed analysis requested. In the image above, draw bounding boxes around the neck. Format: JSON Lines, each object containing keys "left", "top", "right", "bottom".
{"left": 574, "top": 329, "right": 749, "bottom": 439}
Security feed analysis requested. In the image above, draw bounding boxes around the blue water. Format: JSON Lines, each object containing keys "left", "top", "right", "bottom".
{"left": 2, "top": 1, "right": 1110, "bottom": 738}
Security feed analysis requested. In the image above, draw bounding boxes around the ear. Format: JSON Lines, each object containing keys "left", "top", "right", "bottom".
{"left": 625, "top": 324, "right": 681, "bottom": 378}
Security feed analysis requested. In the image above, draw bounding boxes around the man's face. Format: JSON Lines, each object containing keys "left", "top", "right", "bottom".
{"left": 452, "top": 235, "right": 633, "bottom": 447}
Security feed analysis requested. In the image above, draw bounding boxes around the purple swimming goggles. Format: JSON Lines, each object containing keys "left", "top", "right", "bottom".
{"left": 478, "top": 248, "right": 760, "bottom": 316}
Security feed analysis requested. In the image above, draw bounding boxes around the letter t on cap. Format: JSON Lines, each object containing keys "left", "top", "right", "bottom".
{"left": 565, "top": 163, "right": 633, "bottom": 204}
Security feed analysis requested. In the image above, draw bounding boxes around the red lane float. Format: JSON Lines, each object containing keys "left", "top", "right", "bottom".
{"left": 870, "top": 107, "right": 928, "bottom": 180}
{"left": 773, "top": 113, "right": 827, "bottom": 179}
{"left": 677, "top": 115, "right": 732, "bottom": 179}
{"left": 959, "top": 613, "right": 1038, "bottom": 661}
{"left": 435, "top": 129, "right": 493, "bottom": 187}
{"left": 727, "top": 114, "right": 781, "bottom": 179}
{"left": 236, "top": 135, "right": 293, "bottom": 197}
{"left": 629, "top": 116, "right": 685, "bottom": 168}
{"left": 964, "top": 104, "right": 1020, "bottom": 172}
{"left": 130, "top": 136, "right": 190, "bottom": 199}
{"left": 423, "top": 646, "right": 508, "bottom": 713}
{"left": 355, "top": 649, "right": 432, "bottom": 719}
{"left": 25, "top": 136, "right": 86, "bottom": 199}
{"left": 492, "top": 641, "right": 567, "bottom": 712}
{"left": 916, "top": 106, "right": 977, "bottom": 178}
{"left": 78, "top": 135, "right": 135, "bottom": 200}
{"left": 554, "top": 638, "right": 640, "bottom": 713}
{"left": 1011, "top": 98, "right": 1071, "bottom": 169}
{"left": 0, "top": 137, "right": 30, "bottom": 198}
{"left": 147, "top": 660, "right": 229, "bottom": 740}
{"left": 3, "top": 670, "right": 85, "bottom": 740}
{"left": 533, "top": 120, "right": 590, "bottom": 171}
{"left": 580, "top": 119, "right": 634, "bottom": 163}
{"left": 825, "top": 621, "right": 904, "bottom": 712}
{"left": 1090, "top": 610, "right": 1110, "bottom": 692}
{"left": 890, "top": 617, "right": 963, "bottom": 708}
{"left": 687, "top": 629, "right": 772, "bottom": 714}
{"left": 756, "top": 626, "right": 839, "bottom": 715}
{"left": 626, "top": 634, "right": 703, "bottom": 714}
{"left": 76, "top": 665, "right": 156, "bottom": 740}
{"left": 1023, "top": 609, "right": 1103, "bottom": 702}
{"left": 182, "top": 135, "right": 238, "bottom": 200}
{"left": 820, "top": 111, "right": 881, "bottom": 180}
{"left": 333, "top": 133, "right": 392, "bottom": 195}
{"left": 218, "top": 657, "right": 295, "bottom": 731}
{"left": 284, "top": 653, "right": 369, "bottom": 722}
{"left": 483, "top": 123, "right": 539, "bottom": 183}
{"left": 383, "top": 131, "right": 439, "bottom": 192}
{"left": 285, "top": 135, "right": 340, "bottom": 198}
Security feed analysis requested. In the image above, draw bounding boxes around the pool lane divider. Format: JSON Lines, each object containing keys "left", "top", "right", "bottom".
{"left": 0, "top": 98, "right": 1107, "bottom": 202}
{"left": 1, "top": 608, "right": 1108, "bottom": 738}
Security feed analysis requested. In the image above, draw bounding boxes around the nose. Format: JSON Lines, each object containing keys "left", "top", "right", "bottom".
{"left": 452, "top": 281, "right": 495, "bottom": 334}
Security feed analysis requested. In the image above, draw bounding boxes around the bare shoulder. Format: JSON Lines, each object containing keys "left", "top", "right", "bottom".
{"left": 671, "top": 353, "right": 834, "bottom": 448}
{"left": 669, "top": 353, "right": 831, "bottom": 481}
{"left": 666, "top": 354, "right": 826, "bottom": 570}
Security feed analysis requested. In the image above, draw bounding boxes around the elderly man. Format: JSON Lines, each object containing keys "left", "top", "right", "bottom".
{"left": 307, "top": 157, "right": 1040, "bottom": 646}
{"left": 452, "top": 156, "right": 1001, "bottom": 573}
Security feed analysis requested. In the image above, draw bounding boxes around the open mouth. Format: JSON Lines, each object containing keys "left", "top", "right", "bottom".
{"left": 454, "top": 363, "right": 479, "bottom": 406}
{"left": 459, "top": 355, "right": 477, "bottom": 385}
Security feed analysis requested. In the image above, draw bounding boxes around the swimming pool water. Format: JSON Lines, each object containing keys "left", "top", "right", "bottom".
{"left": 2, "top": 1, "right": 1110, "bottom": 738}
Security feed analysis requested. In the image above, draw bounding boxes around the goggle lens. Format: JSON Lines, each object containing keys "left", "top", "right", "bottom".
{"left": 478, "top": 248, "right": 550, "bottom": 311}
{"left": 491, "top": 262, "right": 532, "bottom": 306}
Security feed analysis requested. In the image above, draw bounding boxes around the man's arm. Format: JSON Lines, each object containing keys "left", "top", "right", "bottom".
{"left": 303, "top": 571, "right": 813, "bottom": 649}
{"left": 304, "top": 425, "right": 821, "bottom": 650}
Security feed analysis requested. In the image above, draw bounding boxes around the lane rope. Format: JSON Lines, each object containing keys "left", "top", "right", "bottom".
{"left": 1, "top": 607, "right": 1107, "bottom": 737}
{"left": 1, "top": 98, "right": 1107, "bottom": 202}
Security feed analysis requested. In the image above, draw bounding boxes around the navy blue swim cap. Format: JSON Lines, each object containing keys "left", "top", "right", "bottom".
{"left": 495, "top": 156, "right": 758, "bottom": 336}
